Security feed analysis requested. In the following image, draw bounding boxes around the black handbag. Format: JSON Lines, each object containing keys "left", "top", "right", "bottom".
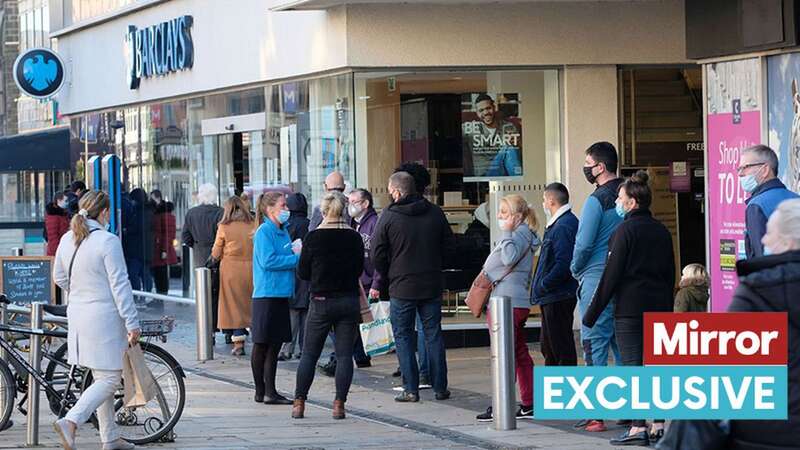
{"left": 655, "top": 420, "right": 730, "bottom": 450}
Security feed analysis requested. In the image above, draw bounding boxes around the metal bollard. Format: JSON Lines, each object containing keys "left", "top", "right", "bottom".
{"left": 194, "top": 267, "right": 214, "bottom": 361}
{"left": 11, "top": 247, "right": 23, "bottom": 256}
{"left": 27, "top": 302, "right": 44, "bottom": 446}
{"left": 0, "top": 301, "right": 6, "bottom": 361}
{"left": 489, "top": 295, "right": 516, "bottom": 431}
{"left": 182, "top": 245, "right": 192, "bottom": 298}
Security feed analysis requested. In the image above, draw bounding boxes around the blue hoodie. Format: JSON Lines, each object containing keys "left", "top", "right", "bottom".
{"left": 252, "top": 219, "right": 298, "bottom": 299}
{"left": 570, "top": 178, "right": 624, "bottom": 280}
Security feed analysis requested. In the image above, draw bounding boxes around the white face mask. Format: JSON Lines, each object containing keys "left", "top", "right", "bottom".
{"left": 542, "top": 203, "right": 552, "bottom": 221}
{"left": 348, "top": 203, "right": 363, "bottom": 218}
{"left": 58, "top": 200, "right": 68, "bottom": 209}
{"left": 498, "top": 219, "right": 509, "bottom": 230}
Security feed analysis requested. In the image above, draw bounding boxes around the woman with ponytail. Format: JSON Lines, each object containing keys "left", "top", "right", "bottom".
{"left": 51, "top": 190, "right": 140, "bottom": 450}
{"left": 583, "top": 170, "right": 675, "bottom": 446}
{"left": 475, "top": 194, "right": 541, "bottom": 422}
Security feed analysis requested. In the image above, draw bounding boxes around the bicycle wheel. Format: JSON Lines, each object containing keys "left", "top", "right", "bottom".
{"left": 97, "top": 343, "right": 185, "bottom": 444}
{"left": 44, "top": 343, "right": 89, "bottom": 417}
{"left": 0, "top": 359, "right": 15, "bottom": 433}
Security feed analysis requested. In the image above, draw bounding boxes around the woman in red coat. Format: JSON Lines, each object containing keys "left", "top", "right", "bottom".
{"left": 151, "top": 200, "right": 178, "bottom": 295}
{"left": 45, "top": 192, "right": 70, "bottom": 257}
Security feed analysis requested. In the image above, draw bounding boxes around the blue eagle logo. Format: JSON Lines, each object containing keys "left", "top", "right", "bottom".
{"left": 22, "top": 54, "right": 58, "bottom": 91}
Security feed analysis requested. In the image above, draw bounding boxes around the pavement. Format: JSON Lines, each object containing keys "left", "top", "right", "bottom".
{"left": 2, "top": 299, "right": 640, "bottom": 449}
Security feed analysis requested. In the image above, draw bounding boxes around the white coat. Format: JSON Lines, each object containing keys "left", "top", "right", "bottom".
{"left": 53, "top": 219, "right": 139, "bottom": 371}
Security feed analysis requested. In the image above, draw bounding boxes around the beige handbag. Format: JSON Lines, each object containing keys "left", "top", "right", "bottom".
{"left": 122, "top": 344, "right": 157, "bottom": 408}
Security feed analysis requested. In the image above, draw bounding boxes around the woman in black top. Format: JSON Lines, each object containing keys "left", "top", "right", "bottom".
{"left": 292, "top": 191, "right": 364, "bottom": 420}
{"left": 583, "top": 170, "right": 675, "bottom": 447}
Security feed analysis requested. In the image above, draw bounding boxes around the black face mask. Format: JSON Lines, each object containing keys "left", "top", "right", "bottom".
{"left": 583, "top": 164, "right": 599, "bottom": 185}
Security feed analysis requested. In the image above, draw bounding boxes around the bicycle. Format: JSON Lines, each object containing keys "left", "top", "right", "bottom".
{"left": 0, "top": 295, "right": 186, "bottom": 444}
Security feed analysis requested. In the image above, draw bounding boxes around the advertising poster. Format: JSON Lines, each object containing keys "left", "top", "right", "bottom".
{"left": 462, "top": 93, "right": 523, "bottom": 181}
{"left": 767, "top": 53, "right": 800, "bottom": 194}
{"left": 705, "top": 59, "right": 761, "bottom": 312}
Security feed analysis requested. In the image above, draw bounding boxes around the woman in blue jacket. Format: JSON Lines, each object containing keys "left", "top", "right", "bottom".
{"left": 251, "top": 191, "right": 300, "bottom": 405}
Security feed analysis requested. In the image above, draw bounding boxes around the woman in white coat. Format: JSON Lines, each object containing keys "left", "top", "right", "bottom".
{"left": 51, "top": 190, "right": 140, "bottom": 450}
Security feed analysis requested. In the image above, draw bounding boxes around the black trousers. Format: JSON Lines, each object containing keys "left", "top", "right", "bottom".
{"left": 540, "top": 297, "right": 578, "bottom": 366}
{"left": 151, "top": 266, "right": 170, "bottom": 294}
{"left": 295, "top": 295, "right": 360, "bottom": 402}
{"left": 616, "top": 316, "right": 664, "bottom": 427}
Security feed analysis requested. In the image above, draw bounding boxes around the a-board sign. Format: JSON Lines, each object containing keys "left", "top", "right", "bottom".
{"left": 0, "top": 256, "right": 54, "bottom": 305}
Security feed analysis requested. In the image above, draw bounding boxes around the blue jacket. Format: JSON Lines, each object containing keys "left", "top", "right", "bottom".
{"left": 571, "top": 179, "right": 624, "bottom": 280}
{"left": 252, "top": 219, "right": 298, "bottom": 299}
{"left": 532, "top": 209, "right": 579, "bottom": 305}
{"left": 745, "top": 178, "right": 799, "bottom": 259}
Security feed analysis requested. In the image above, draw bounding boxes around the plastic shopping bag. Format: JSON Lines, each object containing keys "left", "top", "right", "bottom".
{"left": 122, "top": 344, "right": 157, "bottom": 408}
{"left": 359, "top": 301, "right": 395, "bottom": 357}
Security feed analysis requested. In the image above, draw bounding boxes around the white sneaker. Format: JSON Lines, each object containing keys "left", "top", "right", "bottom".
{"left": 102, "top": 439, "right": 135, "bottom": 450}
{"left": 52, "top": 419, "right": 76, "bottom": 450}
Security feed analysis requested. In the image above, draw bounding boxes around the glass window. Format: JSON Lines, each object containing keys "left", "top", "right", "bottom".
{"left": 34, "top": 7, "right": 42, "bottom": 47}
{"left": 0, "top": 171, "right": 69, "bottom": 222}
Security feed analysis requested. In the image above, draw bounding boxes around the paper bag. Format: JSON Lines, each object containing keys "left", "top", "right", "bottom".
{"left": 122, "top": 344, "right": 157, "bottom": 408}
{"left": 359, "top": 301, "right": 395, "bottom": 357}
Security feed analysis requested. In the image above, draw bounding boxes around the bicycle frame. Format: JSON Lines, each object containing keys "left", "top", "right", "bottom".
{"left": 0, "top": 324, "right": 78, "bottom": 416}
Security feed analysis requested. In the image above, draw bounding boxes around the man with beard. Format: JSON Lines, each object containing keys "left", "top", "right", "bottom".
{"left": 463, "top": 94, "right": 522, "bottom": 178}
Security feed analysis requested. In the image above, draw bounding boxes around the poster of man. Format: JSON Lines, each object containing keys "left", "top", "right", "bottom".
{"left": 767, "top": 53, "right": 800, "bottom": 194}
{"left": 462, "top": 93, "right": 523, "bottom": 181}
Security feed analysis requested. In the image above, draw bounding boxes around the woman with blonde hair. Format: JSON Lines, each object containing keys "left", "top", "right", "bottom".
{"left": 211, "top": 196, "right": 256, "bottom": 356}
{"left": 673, "top": 263, "right": 709, "bottom": 313}
{"left": 250, "top": 191, "right": 300, "bottom": 405}
{"left": 292, "top": 191, "right": 364, "bottom": 420}
{"left": 475, "top": 194, "right": 541, "bottom": 422}
{"left": 52, "top": 190, "right": 140, "bottom": 450}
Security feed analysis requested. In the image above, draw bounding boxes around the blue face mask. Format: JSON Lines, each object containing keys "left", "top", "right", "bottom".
{"left": 740, "top": 174, "right": 759, "bottom": 194}
{"left": 615, "top": 202, "right": 627, "bottom": 219}
{"left": 763, "top": 246, "right": 775, "bottom": 256}
{"left": 278, "top": 209, "right": 291, "bottom": 224}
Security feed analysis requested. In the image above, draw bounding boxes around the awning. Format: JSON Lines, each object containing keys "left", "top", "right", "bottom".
{"left": 0, "top": 126, "right": 71, "bottom": 171}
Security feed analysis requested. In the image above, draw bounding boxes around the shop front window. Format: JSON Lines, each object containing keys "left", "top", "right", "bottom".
{"left": 0, "top": 171, "right": 69, "bottom": 222}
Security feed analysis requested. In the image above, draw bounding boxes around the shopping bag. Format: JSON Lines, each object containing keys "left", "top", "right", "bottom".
{"left": 358, "top": 284, "right": 374, "bottom": 323}
{"left": 359, "top": 301, "right": 395, "bottom": 357}
{"left": 122, "top": 344, "right": 157, "bottom": 408}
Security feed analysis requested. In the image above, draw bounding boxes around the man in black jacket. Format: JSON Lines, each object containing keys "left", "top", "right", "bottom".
{"left": 532, "top": 182, "right": 579, "bottom": 366}
{"left": 726, "top": 198, "right": 800, "bottom": 450}
{"left": 372, "top": 171, "right": 455, "bottom": 402}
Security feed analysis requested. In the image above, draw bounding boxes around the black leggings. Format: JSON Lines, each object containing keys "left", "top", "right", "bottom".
{"left": 251, "top": 342, "right": 282, "bottom": 398}
{"left": 616, "top": 316, "right": 665, "bottom": 428}
{"left": 295, "top": 295, "right": 360, "bottom": 402}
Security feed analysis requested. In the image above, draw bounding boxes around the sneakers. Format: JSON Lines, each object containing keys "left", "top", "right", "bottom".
{"left": 52, "top": 418, "right": 76, "bottom": 450}
{"left": 585, "top": 420, "right": 608, "bottom": 432}
{"left": 476, "top": 406, "right": 493, "bottom": 422}
{"left": 419, "top": 376, "right": 432, "bottom": 390}
{"left": 394, "top": 391, "right": 420, "bottom": 402}
{"left": 476, "top": 405, "right": 533, "bottom": 422}
{"left": 516, "top": 405, "right": 534, "bottom": 419}
{"left": 434, "top": 390, "right": 451, "bottom": 401}
{"left": 102, "top": 438, "right": 136, "bottom": 450}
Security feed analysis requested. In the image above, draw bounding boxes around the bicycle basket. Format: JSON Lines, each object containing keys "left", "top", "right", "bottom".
{"left": 139, "top": 317, "right": 176, "bottom": 337}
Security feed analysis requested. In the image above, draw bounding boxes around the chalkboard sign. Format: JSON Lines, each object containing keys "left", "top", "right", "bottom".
{"left": 0, "top": 256, "right": 54, "bottom": 305}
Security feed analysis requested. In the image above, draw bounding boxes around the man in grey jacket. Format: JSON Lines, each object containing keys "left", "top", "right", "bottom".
{"left": 309, "top": 171, "right": 349, "bottom": 231}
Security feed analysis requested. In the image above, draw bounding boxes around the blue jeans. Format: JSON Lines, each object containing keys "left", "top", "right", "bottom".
{"left": 577, "top": 274, "right": 620, "bottom": 366}
{"left": 411, "top": 315, "right": 429, "bottom": 379}
{"left": 390, "top": 297, "right": 447, "bottom": 394}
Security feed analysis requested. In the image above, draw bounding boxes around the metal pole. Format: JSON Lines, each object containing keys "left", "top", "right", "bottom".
{"left": 489, "top": 295, "right": 516, "bottom": 431}
{"left": 0, "top": 301, "right": 6, "bottom": 361}
{"left": 27, "top": 302, "right": 44, "bottom": 446}
{"left": 194, "top": 267, "right": 213, "bottom": 361}
{"left": 11, "top": 247, "right": 23, "bottom": 256}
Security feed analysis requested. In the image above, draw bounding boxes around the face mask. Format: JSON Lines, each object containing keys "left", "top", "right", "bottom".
{"left": 740, "top": 174, "right": 759, "bottom": 193}
{"left": 542, "top": 203, "right": 552, "bottom": 221}
{"left": 763, "top": 246, "right": 774, "bottom": 256}
{"left": 583, "top": 165, "right": 599, "bottom": 184}
{"left": 348, "top": 203, "right": 363, "bottom": 218}
{"left": 497, "top": 219, "right": 509, "bottom": 230}
{"left": 615, "top": 202, "right": 627, "bottom": 218}
{"left": 58, "top": 201, "right": 68, "bottom": 209}
{"left": 278, "top": 210, "right": 291, "bottom": 224}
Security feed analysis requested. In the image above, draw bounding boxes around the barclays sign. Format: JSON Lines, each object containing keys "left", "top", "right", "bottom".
{"left": 126, "top": 16, "right": 194, "bottom": 89}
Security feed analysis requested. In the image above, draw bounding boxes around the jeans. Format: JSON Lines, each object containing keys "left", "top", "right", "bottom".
{"left": 577, "top": 275, "right": 620, "bottom": 366}
{"left": 390, "top": 297, "right": 448, "bottom": 394}
{"left": 616, "top": 316, "right": 664, "bottom": 428}
{"left": 413, "top": 315, "right": 430, "bottom": 378}
{"left": 540, "top": 297, "right": 578, "bottom": 366}
{"left": 296, "top": 295, "right": 360, "bottom": 402}
{"left": 126, "top": 258, "right": 146, "bottom": 291}
{"left": 487, "top": 307, "right": 534, "bottom": 407}
{"left": 281, "top": 308, "right": 308, "bottom": 358}
{"left": 64, "top": 369, "right": 121, "bottom": 444}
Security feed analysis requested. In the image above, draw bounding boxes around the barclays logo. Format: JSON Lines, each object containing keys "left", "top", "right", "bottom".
{"left": 126, "top": 15, "right": 194, "bottom": 89}
{"left": 13, "top": 48, "right": 65, "bottom": 99}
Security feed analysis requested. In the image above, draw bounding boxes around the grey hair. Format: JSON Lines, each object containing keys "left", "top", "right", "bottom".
{"left": 774, "top": 198, "right": 800, "bottom": 247}
{"left": 321, "top": 191, "right": 347, "bottom": 221}
{"left": 388, "top": 171, "right": 415, "bottom": 197}
{"left": 197, "top": 183, "right": 218, "bottom": 205}
{"left": 742, "top": 144, "right": 779, "bottom": 175}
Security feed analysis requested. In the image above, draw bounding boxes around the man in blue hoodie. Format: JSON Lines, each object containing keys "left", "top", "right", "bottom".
{"left": 570, "top": 142, "right": 623, "bottom": 432}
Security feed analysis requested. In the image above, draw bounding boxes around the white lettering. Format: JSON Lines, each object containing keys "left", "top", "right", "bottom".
{"left": 631, "top": 377, "right": 650, "bottom": 410}
{"left": 754, "top": 377, "right": 775, "bottom": 410}
{"left": 566, "top": 377, "right": 594, "bottom": 410}
{"left": 722, "top": 376, "right": 751, "bottom": 410}
{"left": 543, "top": 377, "right": 564, "bottom": 409}
{"left": 596, "top": 377, "right": 626, "bottom": 410}
{"left": 652, "top": 376, "right": 681, "bottom": 409}
{"left": 684, "top": 376, "right": 706, "bottom": 409}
